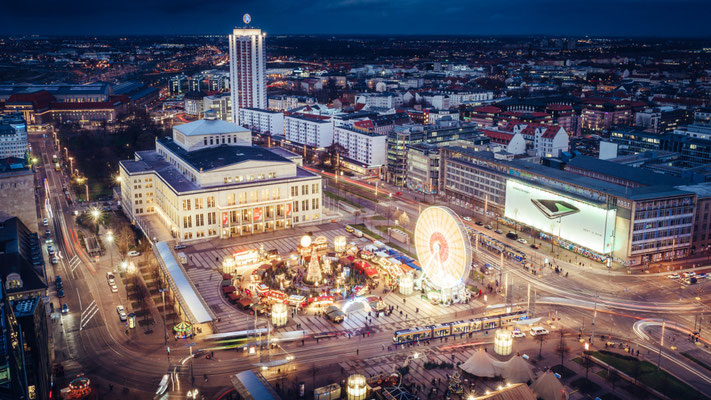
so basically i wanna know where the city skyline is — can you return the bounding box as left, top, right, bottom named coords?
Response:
left=2, top=0, right=711, bottom=37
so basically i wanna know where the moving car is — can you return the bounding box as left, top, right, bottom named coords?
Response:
left=494, top=229, right=503, bottom=234
left=506, top=232, right=518, bottom=240
left=51, top=257, right=58, bottom=264
left=668, top=274, right=680, bottom=280
left=517, top=238, right=528, bottom=244
left=462, top=216, right=472, bottom=222
left=530, top=327, right=549, bottom=336
left=61, top=304, right=69, bottom=314
left=697, top=273, right=707, bottom=279
left=530, top=243, right=540, bottom=249
left=174, top=244, right=187, bottom=250
left=116, top=305, right=127, bottom=321
left=57, top=289, right=65, bottom=298
left=127, top=250, right=141, bottom=257
left=106, top=272, right=115, bottom=282
left=45, top=229, right=51, bottom=237
left=108, top=278, right=115, bottom=286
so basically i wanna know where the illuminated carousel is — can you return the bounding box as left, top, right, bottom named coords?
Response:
left=414, top=206, right=472, bottom=305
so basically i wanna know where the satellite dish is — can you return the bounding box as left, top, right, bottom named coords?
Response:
left=243, top=14, right=251, bottom=25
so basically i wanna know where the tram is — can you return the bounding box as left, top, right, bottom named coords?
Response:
left=392, top=311, right=529, bottom=344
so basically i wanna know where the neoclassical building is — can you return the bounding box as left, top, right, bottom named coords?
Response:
left=119, top=113, right=322, bottom=241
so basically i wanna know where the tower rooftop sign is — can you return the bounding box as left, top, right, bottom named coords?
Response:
left=243, top=13, right=251, bottom=25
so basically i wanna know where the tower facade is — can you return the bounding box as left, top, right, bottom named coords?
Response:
left=228, top=15, right=267, bottom=125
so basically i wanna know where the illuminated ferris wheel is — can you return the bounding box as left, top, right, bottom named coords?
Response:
left=414, top=206, right=472, bottom=291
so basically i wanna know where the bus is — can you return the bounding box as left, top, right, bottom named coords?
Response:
left=345, top=224, right=355, bottom=233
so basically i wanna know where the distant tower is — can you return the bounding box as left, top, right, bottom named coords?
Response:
left=228, top=13, right=267, bottom=125
left=305, top=248, right=322, bottom=284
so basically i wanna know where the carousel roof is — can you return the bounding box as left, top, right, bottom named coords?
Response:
left=173, top=321, right=193, bottom=332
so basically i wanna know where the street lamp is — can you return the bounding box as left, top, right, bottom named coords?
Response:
left=68, top=157, right=74, bottom=174
left=186, top=388, right=199, bottom=399
left=106, top=230, right=114, bottom=271
left=159, top=288, right=168, bottom=346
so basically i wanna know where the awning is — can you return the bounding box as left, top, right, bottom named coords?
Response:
left=231, top=370, right=281, bottom=400
left=154, top=241, right=214, bottom=324
left=223, top=285, right=236, bottom=294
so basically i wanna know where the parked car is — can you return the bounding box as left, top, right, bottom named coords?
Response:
left=697, top=273, right=707, bottom=279
left=668, top=274, right=680, bottom=280
left=45, top=230, right=51, bottom=237
left=43, top=218, right=48, bottom=226
left=494, top=229, right=503, bottom=234
left=462, top=216, right=472, bottom=222
left=116, top=305, right=127, bottom=321
left=110, top=284, right=118, bottom=293
left=48, top=246, right=55, bottom=255
left=506, top=231, right=518, bottom=240
left=127, top=251, right=141, bottom=257
left=174, top=244, right=188, bottom=250
left=484, top=224, right=493, bottom=230
left=106, top=272, right=115, bottom=282
left=57, top=289, right=65, bottom=298
left=61, top=304, right=69, bottom=314
left=684, top=277, right=698, bottom=285
left=517, top=238, right=528, bottom=244
left=512, top=329, right=526, bottom=338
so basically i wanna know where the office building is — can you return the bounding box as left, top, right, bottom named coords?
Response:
left=0, top=114, right=28, bottom=159
left=0, top=159, right=36, bottom=233
left=332, top=125, right=386, bottom=174
left=0, top=217, right=50, bottom=400
left=228, top=21, right=267, bottom=124
left=440, top=149, right=695, bottom=265
left=203, top=93, right=232, bottom=122
left=238, top=107, right=284, bottom=135
left=119, top=114, right=322, bottom=242
left=284, top=114, right=333, bottom=148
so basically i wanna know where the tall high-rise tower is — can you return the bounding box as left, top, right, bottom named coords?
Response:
left=228, top=14, right=267, bottom=125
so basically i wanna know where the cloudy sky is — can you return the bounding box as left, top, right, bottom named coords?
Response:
left=2, top=0, right=710, bottom=36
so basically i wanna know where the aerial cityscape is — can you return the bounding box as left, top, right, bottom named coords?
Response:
left=2, top=2, right=711, bottom=400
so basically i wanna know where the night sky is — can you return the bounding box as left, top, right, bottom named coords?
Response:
left=2, top=0, right=710, bottom=37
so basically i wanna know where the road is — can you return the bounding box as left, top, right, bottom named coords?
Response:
left=30, top=152, right=711, bottom=399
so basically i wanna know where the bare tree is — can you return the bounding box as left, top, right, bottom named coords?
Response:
left=556, top=329, right=570, bottom=366
left=537, top=334, right=547, bottom=360
left=116, top=225, right=135, bottom=256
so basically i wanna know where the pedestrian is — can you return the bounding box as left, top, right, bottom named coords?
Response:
left=356, top=348, right=359, bottom=355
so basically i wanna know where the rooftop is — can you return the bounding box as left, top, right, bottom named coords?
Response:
left=565, top=154, right=682, bottom=187
left=174, top=118, right=250, bottom=137
left=158, top=137, right=291, bottom=172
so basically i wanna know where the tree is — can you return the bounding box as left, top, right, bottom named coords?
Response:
left=556, top=330, right=570, bottom=366
left=631, top=359, right=642, bottom=386
left=583, top=352, right=593, bottom=380
left=325, top=143, right=347, bottom=169
left=537, top=334, right=547, bottom=360
left=116, top=225, right=135, bottom=257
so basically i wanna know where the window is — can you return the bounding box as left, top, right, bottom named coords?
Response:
left=302, top=200, right=309, bottom=211
left=302, top=184, right=309, bottom=195
left=195, top=198, right=204, bottom=210
left=312, top=198, right=319, bottom=209
left=196, top=214, right=204, bottom=227
left=183, top=216, right=192, bottom=228
left=207, top=212, right=216, bottom=225
left=183, top=232, right=193, bottom=240
left=227, top=193, right=236, bottom=206
left=207, top=196, right=215, bottom=208
left=294, top=201, right=299, bottom=212
left=291, top=186, right=298, bottom=196
left=312, top=183, right=319, bottom=194
left=182, top=199, right=191, bottom=211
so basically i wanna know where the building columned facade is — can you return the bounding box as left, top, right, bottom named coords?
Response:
left=119, top=115, right=322, bottom=242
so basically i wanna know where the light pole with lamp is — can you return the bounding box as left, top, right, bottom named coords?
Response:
left=68, top=157, right=74, bottom=175
left=159, top=288, right=168, bottom=347
left=106, top=230, right=114, bottom=270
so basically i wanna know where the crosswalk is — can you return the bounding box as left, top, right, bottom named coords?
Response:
left=68, top=255, right=81, bottom=274
left=80, top=300, right=99, bottom=331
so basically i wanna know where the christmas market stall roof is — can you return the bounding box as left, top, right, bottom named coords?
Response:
left=154, top=241, right=214, bottom=324
left=231, top=370, right=281, bottom=400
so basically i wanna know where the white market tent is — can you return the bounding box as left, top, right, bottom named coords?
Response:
left=492, top=355, right=535, bottom=383
left=459, top=349, right=497, bottom=378
left=530, top=370, right=569, bottom=400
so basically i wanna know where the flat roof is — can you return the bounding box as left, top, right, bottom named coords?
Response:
left=231, top=371, right=281, bottom=400
left=154, top=242, right=213, bottom=324
left=158, top=137, right=291, bottom=172
left=174, top=118, right=250, bottom=136
left=446, top=148, right=693, bottom=201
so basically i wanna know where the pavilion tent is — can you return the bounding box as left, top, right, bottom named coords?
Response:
left=459, top=349, right=497, bottom=378
left=492, top=354, right=535, bottom=383
left=530, top=370, right=569, bottom=400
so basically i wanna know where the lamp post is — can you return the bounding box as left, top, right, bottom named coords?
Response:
left=106, top=231, right=114, bottom=270
left=68, top=157, right=74, bottom=175
left=91, top=208, right=101, bottom=231
left=85, top=183, right=90, bottom=202
left=159, top=288, right=168, bottom=347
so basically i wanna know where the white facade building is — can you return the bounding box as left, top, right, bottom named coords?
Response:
left=268, top=95, right=299, bottom=112
left=284, top=114, right=333, bottom=148
left=239, top=107, right=284, bottom=135
left=0, top=114, right=28, bottom=159
left=533, top=126, right=569, bottom=157
left=119, top=115, right=322, bottom=242
left=203, top=93, right=232, bottom=122
left=229, top=25, right=267, bottom=124
left=333, top=125, right=387, bottom=168
left=354, top=93, right=403, bottom=109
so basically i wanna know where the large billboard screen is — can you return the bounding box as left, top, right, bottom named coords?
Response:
left=504, top=180, right=615, bottom=254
